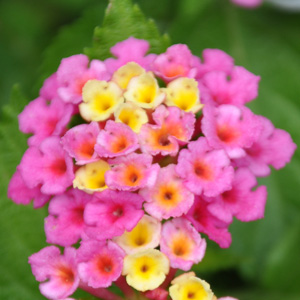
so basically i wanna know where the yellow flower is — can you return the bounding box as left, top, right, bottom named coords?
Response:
left=112, top=62, right=145, bottom=89
left=122, top=249, right=169, bottom=292
left=79, top=80, right=124, bottom=121
left=114, top=215, right=161, bottom=254
left=169, top=272, right=214, bottom=300
left=164, top=77, right=203, bottom=113
left=124, top=72, right=165, bottom=109
left=73, top=160, right=110, bottom=193
left=114, top=102, right=148, bottom=133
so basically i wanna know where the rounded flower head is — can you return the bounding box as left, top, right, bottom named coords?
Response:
left=122, top=249, right=170, bottom=292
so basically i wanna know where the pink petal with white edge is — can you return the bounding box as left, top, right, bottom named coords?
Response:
left=57, top=54, right=109, bottom=104
left=176, top=137, right=234, bottom=197
left=19, top=136, right=74, bottom=195
left=153, top=44, right=201, bottom=83
left=45, top=189, right=93, bottom=247
left=202, top=104, right=262, bottom=159
left=186, top=196, right=232, bottom=248
left=95, top=120, right=139, bottom=158
left=18, top=97, right=73, bottom=146
left=105, top=37, right=157, bottom=73
left=139, top=105, right=195, bottom=156
left=141, top=164, right=194, bottom=220
left=8, top=169, right=50, bottom=208
left=105, top=153, right=159, bottom=191
left=62, top=122, right=100, bottom=165
left=84, top=190, right=144, bottom=240
left=234, top=116, right=297, bottom=176
left=77, top=240, right=125, bottom=288
left=29, top=246, right=79, bottom=300
left=207, top=168, right=267, bottom=223
left=160, top=218, right=206, bottom=271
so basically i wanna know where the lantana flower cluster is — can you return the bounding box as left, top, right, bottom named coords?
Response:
left=8, top=37, right=296, bottom=300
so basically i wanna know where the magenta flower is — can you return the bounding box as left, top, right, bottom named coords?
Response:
left=45, top=189, right=93, bottom=247
left=18, top=97, right=73, bottom=146
left=141, top=164, right=194, bottom=220
left=186, top=196, right=232, bottom=248
left=105, top=153, right=159, bottom=191
left=95, top=120, right=139, bottom=158
left=153, top=44, right=201, bottom=82
left=19, top=136, right=74, bottom=194
left=8, top=169, right=50, bottom=208
left=57, top=54, right=109, bottom=104
left=105, top=37, right=157, bottom=73
left=160, top=218, right=206, bottom=271
left=235, top=115, right=297, bottom=176
left=29, top=246, right=79, bottom=300
left=62, top=122, right=100, bottom=165
left=206, top=168, right=267, bottom=223
left=77, top=240, right=125, bottom=288
left=202, top=104, right=262, bottom=159
left=39, top=73, right=59, bottom=100
left=84, top=190, right=144, bottom=240
left=176, top=137, right=234, bottom=197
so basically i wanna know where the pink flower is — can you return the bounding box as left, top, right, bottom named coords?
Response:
left=45, top=189, right=93, bottom=247
left=62, top=122, right=100, bottom=165
left=206, top=168, right=267, bottom=223
left=19, top=136, right=74, bottom=195
left=57, top=54, right=109, bottom=104
left=105, top=153, right=159, bottom=191
left=95, top=120, right=139, bottom=158
left=160, top=218, right=206, bottom=271
left=8, top=169, right=50, bottom=208
left=40, top=73, right=59, bottom=100
left=202, top=104, right=262, bottom=159
left=105, top=37, right=157, bottom=73
left=18, top=97, right=73, bottom=146
left=186, top=196, right=232, bottom=248
left=29, top=246, right=79, bottom=300
left=153, top=44, right=201, bottom=82
left=84, top=190, right=144, bottom=240
left=235, top=116, right=297, bottom=176
left=201, top=67, right=260, bottom=106
left=176, top=137, right=234, bottom=197
left=77, top=240, right=125, bottom=288
left=139, top=105, right=195, bottom=156
left=141, top=164, right=194, bottom=220
left=231, top=0, right=262, bottom=8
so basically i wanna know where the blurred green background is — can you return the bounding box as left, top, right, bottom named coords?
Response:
left=0, top=0, right=299, bottom=299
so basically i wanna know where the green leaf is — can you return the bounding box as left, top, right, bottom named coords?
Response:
left=0, top=86, right=47, bottom=300
left=85, top=0, right=170, bottom=60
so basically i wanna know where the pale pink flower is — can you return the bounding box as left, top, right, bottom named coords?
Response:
left=153, top=44, right=201, bottom=82
left=8, top=169, right=50, bottom=208
left=105, top=153, right=159, bottom=191
left=176, top=137, right=234, bottom=197
left=19, top=137, right=74, bottom=195
left=84, top=190, right=144, bottom=240
left=139, top=105, right=195, bottom=156
left=57, top=54, right=109, bottom=104
left=45, top=189, right=93, bottom=247
left=231, top=0, right=262, bottom=8
left=105, top=37, right=157, bottom=73
left=95, top=120, right=139, bottom=158
left=202, top=104, right=262, bottom=159
left=186, top=196, right=232, bottom=248
left=62, top=122, right=100, bottom=165
left=234, top=116, right=297, bottom=176
left=141, top=164, right=194, bottom=220
left=40, top=73, right=59, bottom=100
left=18, top=97, right=73, bottom=146
left=77, top=240, right=125, bottom=288
left=29, top=246, right=79, bottom=300
left=206, top=168, right=267, bottom=223
left=160, top=218, right=206, bottom=271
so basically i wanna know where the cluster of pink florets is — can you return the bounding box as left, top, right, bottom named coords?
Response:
left=8, top=37, right=296, bottom=300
